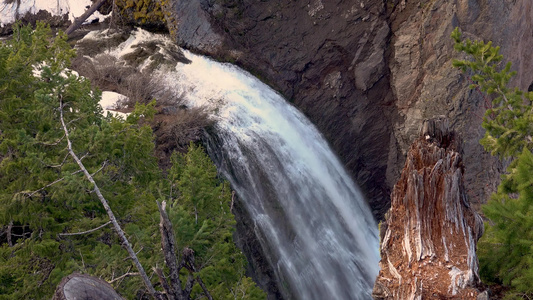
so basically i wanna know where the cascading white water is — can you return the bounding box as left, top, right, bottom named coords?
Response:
left=100, top=29, right=380, bottom=299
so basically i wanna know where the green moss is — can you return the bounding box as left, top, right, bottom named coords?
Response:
left=115, top=0, right=166, bottom=28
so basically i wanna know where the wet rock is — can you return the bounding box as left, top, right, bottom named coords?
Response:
left=162, top=0, right=533, bottom=223
left=163, top=0, right=395, bottom=220
left=373, top=118, right=484, bottom=299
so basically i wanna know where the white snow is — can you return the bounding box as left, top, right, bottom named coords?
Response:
left=100, top=91, right=128, bottom=118
left=0, top=0, right=110, bottom=27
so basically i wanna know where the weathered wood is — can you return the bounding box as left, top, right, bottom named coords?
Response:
left=6, top=221, right=12, bottom=247
left=373, top=117, right=484, bottom=299
left=157, top=200, right=184, bottom=299
left=65, top=0, right=107, bottom=36
left=196, top=276, right=213, bottom=300
left=52, top=273, right=125, bottom=300
left=58, top=221, right=111, bottom=236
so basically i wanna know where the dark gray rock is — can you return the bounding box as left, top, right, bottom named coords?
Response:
left=164, top=0, right=396, bottom=220
left=388, top=0, right=533, bottom=211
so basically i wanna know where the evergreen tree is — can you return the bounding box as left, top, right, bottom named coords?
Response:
left=452, top=28, right=533, bottom=298
left=0, top=23, right=265, bottom=299
left=165, top=144, right=265, bottom=300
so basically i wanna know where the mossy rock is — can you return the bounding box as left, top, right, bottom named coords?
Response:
left=114, top=0, right=167, bottom=31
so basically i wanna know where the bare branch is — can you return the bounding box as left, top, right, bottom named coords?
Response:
left=48, top=152, right=70, bottom=168
left=196, top=276, right=213, bottom=300
left=26, top=160, right=106, bottom=198
left=184, top=275, right=195, bottom=299
left=109, top=272, right=140, bottom=284
left=36, top=134, right=65, bottom=146
left=230, top=190, right=235, bottom=212
left=65, top=0, right=108, bottom=36
left=59, top=99, right=159, bottom=299
left=25, top=169, right=82, bottom=198
left=154, top=267, right=173, bottom=299
left=157, top=200, right=183, bottom=299
left=58, top=221, right=112, bottom=237
left=7, top=221, right=13, bottom=247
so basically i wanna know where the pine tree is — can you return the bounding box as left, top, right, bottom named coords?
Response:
left=0, top=22, right=265, bottom=299
left=0, top=22, right=161, bottom=298
left=166, top=144, right=265, bottom=300
left=452, top=28, right=533, bottom=298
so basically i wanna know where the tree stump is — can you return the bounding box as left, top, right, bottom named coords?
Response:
left=52, top=273, right=124, bottom=300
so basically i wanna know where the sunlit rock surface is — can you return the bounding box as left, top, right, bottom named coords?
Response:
left=373, top=117, right=484, bottom=299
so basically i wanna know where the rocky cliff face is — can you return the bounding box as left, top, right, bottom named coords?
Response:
left=372, top=118, right=484, bottom=299
left=389, top=0, right=533, bottom=211
left=163, top=0, right=533, bottom=219
left=162, top=1, right=532, bottom=297
left=162, top=0, right=396, bottom=219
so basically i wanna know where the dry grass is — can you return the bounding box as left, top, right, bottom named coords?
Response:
left=71, top=53, right=213, bottom=167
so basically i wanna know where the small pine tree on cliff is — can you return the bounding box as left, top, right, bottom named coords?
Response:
left=452, top=27, right=533, bottom=298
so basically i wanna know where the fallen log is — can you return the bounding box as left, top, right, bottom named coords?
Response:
left=65, top=0, right=108, bottom=36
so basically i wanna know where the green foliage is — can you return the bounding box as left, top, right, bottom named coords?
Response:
left=0, top=23, right=264, bottom=299
left=451, top=27, right=533, bottom=159
left=167, top=144, right=265, bottom=299
left=0, top=22, right=161, bottom=298
left=452, top=28, right=533, bottom=298
left=478, top=149, right=533, bottom=298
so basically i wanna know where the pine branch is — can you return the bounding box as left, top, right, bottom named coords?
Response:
left=58, top=221, right=112, bottom=237
left=25, top=169, right=82, bottom=198
left=59, top=98, right=160, bottom=299
left=25, top=160, right=106, bottom=198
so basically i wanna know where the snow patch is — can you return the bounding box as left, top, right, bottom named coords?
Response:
left=100, top=91, right=128, bottom=118
left=0, top=0, right=109, bottom=27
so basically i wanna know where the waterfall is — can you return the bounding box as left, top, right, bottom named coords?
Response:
left=100, top=29, right=380, bottom=299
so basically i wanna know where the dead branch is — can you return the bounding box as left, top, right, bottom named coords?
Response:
left=230, top=190, right=235, bottom=212
left=7, top=221, right=13, bottom=247
left=109, top=271, right=140, bottom=284
left=183, top=275, right=195, bottom=299
left=37, top=134, right=65, bottom=146
left=59, top=98, right=159, bottom=299
left=157, top=200, right=183, bottom=299
left=25, top=169, right=82, bottom=198
left=65, top=0, right=108, bottom=36
left=196, top=276, right=213, bottom=300
left=26, top=160, right=106, bottom=198
left=154, top=267, right=173, bottom=298
left=58, top=221, right=112, bottom=237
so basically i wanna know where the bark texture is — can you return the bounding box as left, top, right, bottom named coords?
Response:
left=372, top=117, right=484, bottom=299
